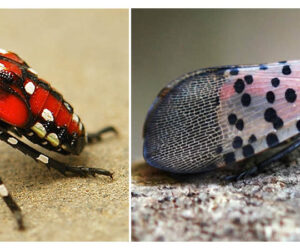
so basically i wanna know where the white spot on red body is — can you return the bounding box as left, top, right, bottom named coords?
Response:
left=0, top=48, right=8, bottom=54
left=31, top=122, right=47, bottom=138
left=42, top=109, right=54, bottom=122
left=64, top=102, right=72, bottom=112
left=28, top=68, right=38, bottom=75
left=7, top=137, right=18, bottom=145
left=25, top=81, right=35, bottom=95
left=0, top=184, right=9, bottom=197
left=72, top=114, right=79, bottom=123
left=46, top=133, right=60, bottom=147
left=79, top=122, right=83, bottom=131
left=0, top=63, right=5, bottom=69
left=37, top=154, right=49, bottom=164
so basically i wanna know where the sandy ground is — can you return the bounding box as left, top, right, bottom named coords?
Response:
left=0, top=10, right=128, bottom=241
left=132, top=158, right=300, bottom=241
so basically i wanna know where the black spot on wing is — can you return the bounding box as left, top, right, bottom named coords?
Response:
left=266, top=133, right=279, bottom=147
left=248, top=134, right=257, bottom=143
left=235, top=119, right=244, bottom=131
left=224, top=152, right=236, bottom=164
left=271, top=78, right=280, bottom=88
left=266, top=91, right=275, bottom=103
left=285, top=88, right=297, bottom=103
left=244, top=75, right=253, bottom=84
left=234, top=79, right=245, bottom=94
left=242, top=144, right=255, bottom=158
left=282, top=65, right=291, bottom=75
left=241, top=93, right=251, bottom=107
left=230, top=68, right=239, bottom=75
left=232, top=136, right=243, bottom=149
left=228, top=113, right=237, bottom=125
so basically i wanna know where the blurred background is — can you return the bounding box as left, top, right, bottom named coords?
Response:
left=0, top=9, right=128, bottom=241
left=132, top=9, right=300, bottom=161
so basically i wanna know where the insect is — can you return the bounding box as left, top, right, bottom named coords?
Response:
left=0, top=48, right=117, bottom=230
left=143, top=60, right=300, bottom=180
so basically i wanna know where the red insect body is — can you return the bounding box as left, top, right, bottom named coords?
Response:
left=0, top=48, right=115, bottom=230
left=0, top=90, right=29, bottom=127
left=0, top=48, right=85, bottom=155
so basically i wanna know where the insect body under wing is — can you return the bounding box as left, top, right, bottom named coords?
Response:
left=144, top=60, right=300, bottom=174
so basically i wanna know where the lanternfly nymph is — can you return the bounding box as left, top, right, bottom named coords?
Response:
left=0, top=48, right=117, bottom=229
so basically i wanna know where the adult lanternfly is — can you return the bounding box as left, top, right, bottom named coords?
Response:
left=0, top=48, right=117, bottom=230
left=143, top=60, right=300, bottom=180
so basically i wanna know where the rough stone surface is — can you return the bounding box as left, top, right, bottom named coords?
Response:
left=132, top=156, right=300, bottom=241
left=0, top=10, right=128, bottom=241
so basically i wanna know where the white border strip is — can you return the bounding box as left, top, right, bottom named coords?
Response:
left=3, top=0, right=300, bottom=8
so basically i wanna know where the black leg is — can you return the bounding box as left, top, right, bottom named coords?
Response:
left=226, top=137, right=300, bottom=181
left=87, top=126, right=118, bottom=144
left=0, top=177, right=24, bottom=230
left=0, top=130, right=113, bottom=178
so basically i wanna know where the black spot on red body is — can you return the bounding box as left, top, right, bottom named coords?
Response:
left=224, top=152, right=236, bottom=164
left=285, top=88, right=297, bottom=103
left=234, top=79, right=245, bottom=94
left=266, top=91, right=275, bottom=103
left=282, top=65, right=291, bottom=75
left=266, top=133, right=279, bottom=147
left=235, top=119, right=244, bottom=131
left=228, top=113, right=237, bottom=125
left=244, top=75, right=253, bottom=84
left=230, top=68, right=239, bottom=75
left=232, top=136, right=243, bottom=149
left=264, top=108, right=277, bottom=122
left=271, top=78, right=280, bottom=87
left=248, top=134, right=257, bottom=143
left=241, top=93, right=251, bottom=106
left=242, top=144, right=255, bottom=158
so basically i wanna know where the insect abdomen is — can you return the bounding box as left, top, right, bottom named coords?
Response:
left=23, top=69, right=86, bottom=155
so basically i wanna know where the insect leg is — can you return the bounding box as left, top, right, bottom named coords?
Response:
left=226, top=137, right=300, bottom=181
left=87, top=126, right=118, bottom=144
left=0, top=131, right=113, bottom=178
left=0, top=177, right=24, bottom=230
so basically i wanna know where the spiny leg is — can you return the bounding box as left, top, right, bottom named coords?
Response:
left=87, top=126, right=118, bottom=144
left=0, top=177, right=24, bottom=230
left=226, top=137, right=300, bottom=181
left=0, top=131, right=113, bottom=178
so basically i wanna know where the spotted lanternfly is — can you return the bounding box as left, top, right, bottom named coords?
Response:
left=0, top=48, right=117, bottom=230
left=143, top=60, right=300, bottom=180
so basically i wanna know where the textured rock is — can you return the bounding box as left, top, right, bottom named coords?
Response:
left=132, top=157, right=300, bottom=241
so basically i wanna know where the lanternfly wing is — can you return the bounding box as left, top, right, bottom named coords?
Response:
left=143, top=60, right=300, bottom=174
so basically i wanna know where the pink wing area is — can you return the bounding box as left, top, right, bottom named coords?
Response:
left=219, top=61, right=300, bottom=165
